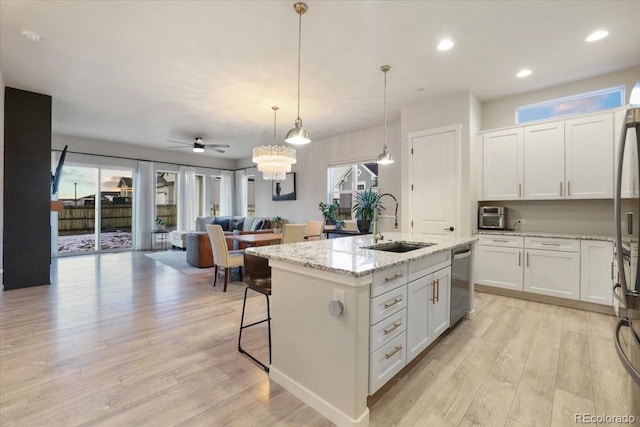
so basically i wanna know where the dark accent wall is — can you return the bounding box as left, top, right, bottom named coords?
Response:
left=3, top=87, right=52, bottom=289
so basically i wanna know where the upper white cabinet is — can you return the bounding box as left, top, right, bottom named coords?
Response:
left=479, top=128, right=524, bottom=200
left=523, top=121, right=565, bottom=199
left=479, top=111, right=615, bottom=201
left=614, top=109, right=639, bottom=198
left=565, top=113, right=613, bottom=199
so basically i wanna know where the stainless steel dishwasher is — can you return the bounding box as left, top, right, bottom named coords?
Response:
left=451, top=246, right=471, bottom=326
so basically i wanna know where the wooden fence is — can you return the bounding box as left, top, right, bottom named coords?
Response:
left=57, top=204, right=176, bottom=235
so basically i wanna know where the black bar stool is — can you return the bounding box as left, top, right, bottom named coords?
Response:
left=238, top=252, right=272, bottom=372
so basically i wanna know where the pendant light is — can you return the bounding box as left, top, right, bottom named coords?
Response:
left=252, top=106, right=297, bottom=180
left=285, top=2, right=311, bottom=145
left=376, top=65, right=394, bottom=164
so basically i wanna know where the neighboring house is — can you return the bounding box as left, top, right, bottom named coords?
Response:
left=156, top=173, right=176, bottom=205
left=118, top=177, right=133, bottom=197
left=335, top=163, right=379, bottom=209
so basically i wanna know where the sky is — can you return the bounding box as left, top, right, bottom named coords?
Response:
left=56, top=166, right=131, bottom=200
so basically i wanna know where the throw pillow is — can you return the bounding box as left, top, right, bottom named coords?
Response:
left=251, top=219, right=264, bottom=231
left=214, top=218, right=230, bottom=231
left=231, top=218, right=244, bottom=231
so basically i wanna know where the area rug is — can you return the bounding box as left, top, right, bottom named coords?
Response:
left=145, top=250, right=214, bottom=276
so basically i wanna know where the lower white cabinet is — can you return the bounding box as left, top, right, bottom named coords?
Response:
left=475, top=235, right=524, bottom=290
left=406, top=266, right=451, bottom=364
left=524, top=248, right=580, bottom=300
left=580, top=240, right=614, bottom=305
left=369, top=332, right=407, bottom=394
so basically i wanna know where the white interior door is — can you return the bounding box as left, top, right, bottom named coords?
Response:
left=410, top=127, right=458, bottom=235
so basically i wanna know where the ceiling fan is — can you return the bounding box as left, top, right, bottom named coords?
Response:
left=167, top=137, right=230, bottom=153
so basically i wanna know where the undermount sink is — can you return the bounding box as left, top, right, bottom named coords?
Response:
left=362, top=241, right=436, bottom=253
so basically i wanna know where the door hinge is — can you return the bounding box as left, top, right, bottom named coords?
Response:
left=411, top=220, right=414, bottom=227
left=411, top=184, right=414, bottom=191
left=411, top=148, right=414, bottom=155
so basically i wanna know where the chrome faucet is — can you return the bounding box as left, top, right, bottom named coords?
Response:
left=373, top=193, right=399, bottom=242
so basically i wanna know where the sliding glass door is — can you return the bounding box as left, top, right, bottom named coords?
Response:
left=56, top=165, right=134, bottom=255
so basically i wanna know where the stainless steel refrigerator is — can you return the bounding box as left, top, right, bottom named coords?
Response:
left=614, top=104, right=640, bottom=416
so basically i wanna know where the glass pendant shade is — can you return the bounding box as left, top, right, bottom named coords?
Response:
left=252, top=145, right=297, bottom=180
left=285, top=118, right=310, bottom=145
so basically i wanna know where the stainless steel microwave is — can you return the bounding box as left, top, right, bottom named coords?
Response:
left=478, top=206, right=508, bottom=230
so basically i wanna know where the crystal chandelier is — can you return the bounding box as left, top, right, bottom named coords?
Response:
left=253, top=106, right=297, bottom=180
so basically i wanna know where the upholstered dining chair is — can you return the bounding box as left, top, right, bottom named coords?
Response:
left=281, top=223, right=307, bottom=244
left=206, top=224, right=243, bottom=292
left=238, top=252, right=272, bottom=371
left=305, top=220, right=323, bottom=240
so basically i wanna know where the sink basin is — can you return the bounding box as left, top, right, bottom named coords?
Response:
left=363, top=241, right=436, bottom=253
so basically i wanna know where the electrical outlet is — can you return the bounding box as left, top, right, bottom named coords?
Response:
left=333, top=288, right=345, bottom=306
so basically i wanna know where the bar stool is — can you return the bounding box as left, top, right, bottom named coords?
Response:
left=238, top=252, right=271, bottom=371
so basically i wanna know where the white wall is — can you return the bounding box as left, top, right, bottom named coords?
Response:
left=0, top=70, right=4, bottom=289
left=482, top=66, right=640, bottom=130
left=401, top=91, right=479, bottom=236
left=247, top=121, right=402, bottom=230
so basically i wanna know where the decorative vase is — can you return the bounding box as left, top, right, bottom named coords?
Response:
left=273, top=228, right=283, bottom=234
left=357, top=220, right=371, bottom=233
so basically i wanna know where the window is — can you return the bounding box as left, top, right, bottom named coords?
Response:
left=210, top=175, right=221, bottom=216
left=156, top=171, right=177, bottom=230
left=516, top=85, right=625, bottom=124
left=327, top=163, right=379, bottom=220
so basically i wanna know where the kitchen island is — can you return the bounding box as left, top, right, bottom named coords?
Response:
left=247, top=232, right=476, bottom=427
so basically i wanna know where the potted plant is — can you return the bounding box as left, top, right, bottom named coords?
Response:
left=352, top=189, right=384, bottom=233
left=319, top=201, right=340, bottom=230
left=272, top=215, right=283, bottom=233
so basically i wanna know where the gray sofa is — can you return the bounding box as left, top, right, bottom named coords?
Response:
left=171, top=216, right=273, bottom=250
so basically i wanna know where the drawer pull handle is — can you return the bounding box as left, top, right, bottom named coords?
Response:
left=431, top=280, right=436, bottom=304
left=611, top=262, right=614, bottom=280
left=560, top=181, right=563, bottom=196
left=518, top=252, right=521, bottom=266
left=436, top=279, right=440, bottom=303
left=491, top=239, right=509, bottom=243
left=385, top=345, right=403, bottom=360
left=568, top=181, right=571, bottom=196
left=518, top=183, right=522, bottom=198
left=527, top=253, right=530, bottom=267
left=384, top=322, right=402, bottom=335
left=384, top=273, right=403, bottom=282
left=384, top=298, right=402, bottom=309
left=540, top=242, right=561, bottom=246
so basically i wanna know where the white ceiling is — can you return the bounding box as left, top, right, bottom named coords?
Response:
left=1, top=1, right=639, bottom=159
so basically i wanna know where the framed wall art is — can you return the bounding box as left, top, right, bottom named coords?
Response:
left=272, top=172, right=296, bottom=201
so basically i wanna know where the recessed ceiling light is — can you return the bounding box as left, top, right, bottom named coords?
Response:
left=20, top=28, right=42, bottom=42
left=516, top=69, right=532, bottom=78
left=437, top=39, right=454, bottom=51
left=586, top=29, right=609, bottom=42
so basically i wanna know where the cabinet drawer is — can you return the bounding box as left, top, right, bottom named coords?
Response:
left=369, top=332, right=406, bottom=394
left=525, top=237, right=579, bottom=252
left=370, top=286, right=407, bottom=325
left=477, top=235, right=523, bottom=248
left=408, top=251, right=450, bottom=282
left=372, top=263, right=408, bottom=298
left=370, top=308, right=406, bottom=353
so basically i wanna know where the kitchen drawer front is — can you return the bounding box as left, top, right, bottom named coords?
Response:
left=408, top=251, right=450, bottom=282
left=372, top=263, right=408, bottom=298
left=524, top=237, right=579, bottom=252
left=477, top=235, right=523, bottom=248
left=369, top=332, right=406, bottom=394
left=370, top=308, right=407, bottom=353
left=370, top=286, right=407, bottom=325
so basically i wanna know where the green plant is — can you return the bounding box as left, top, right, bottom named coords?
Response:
left=155, top=217, right=166, bottom=229
left=272, top=215, right=283, bottom=228
left=318, top=201, right=339, bottom=222
left=352, top=189, right=384, bottom=221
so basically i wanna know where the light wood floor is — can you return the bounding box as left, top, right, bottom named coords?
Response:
left=1, top=251, right=637, bottom=426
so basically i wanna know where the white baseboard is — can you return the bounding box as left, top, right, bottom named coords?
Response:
left=269, top=366, right=370, bottom=427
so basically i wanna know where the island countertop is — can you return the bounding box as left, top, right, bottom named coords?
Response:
left=246, top=232, right=477, bottom=277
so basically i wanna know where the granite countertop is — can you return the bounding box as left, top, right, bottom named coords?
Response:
left=246, top=232, right=477, bottom=277
left=475, top=230, right=614, bottom=242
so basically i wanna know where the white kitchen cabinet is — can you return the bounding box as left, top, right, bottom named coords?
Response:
left=523, top=121, right=565, bottom=199
left=580, top=240, right=614, bottom=305
left=430, top=266, right=451, bottom=338
left=479, top=128, right=524, bottom=201
left=614, top=109, right=639, bottom=198
left=475, top=236, right=524, bottom=291
left=406, top=265, right=451, bottom=363
left=524, top=245, right=580, bottom=300
left=565, top=113, right=614, bottom=199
